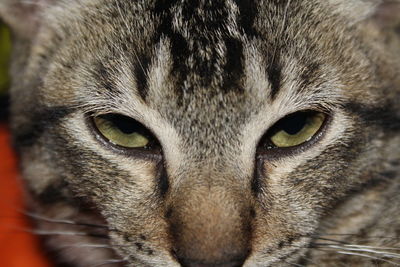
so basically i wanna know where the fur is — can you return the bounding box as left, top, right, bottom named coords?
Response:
left=1, top=0, right=400, bottom=266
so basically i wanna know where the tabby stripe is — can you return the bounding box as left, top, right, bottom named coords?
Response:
left=168, top=33, right=190, bottom=89
left=153, top=1, right=190, bottom=93
left=252, top=155, right=265, bottom=195
left=93, top=41, right=152, bottom=101
left=179, top=0, right=230, bottom=90
left=153, top=0, right=246, bottom=93
left=94, top=61, right=117, bottom=93
left=152, top=0, right=176, bottom=14
left=266, top=52, right=282, bottom=100
left=156, top=161, right=169, bottom=197
left=14, top=107, right=74, bottom=148
left=232, top=0, right=258, bottom=37
left=133, top=54, right=151, bottom=102
left=298, top=61, right=322, bottom=92
left=265, top=0, right=296, bottom=99
left=222, top=38, right=244, bottom=92
left=344, top=102, right=400, bottom=132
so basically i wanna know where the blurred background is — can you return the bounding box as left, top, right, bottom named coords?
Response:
left=0, top=20, right=10, bottom=112
left=0, top=21, right=51, bottom=267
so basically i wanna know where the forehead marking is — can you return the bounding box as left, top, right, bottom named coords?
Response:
left=91, top=0, right=306, bottom=108
left=150, top=0, right=247, bottom=94
left=266, top=50, right=282, bottom=100
left=231, top=0, right=258, bottom=37
left=133, top=54, right=152, bottom=102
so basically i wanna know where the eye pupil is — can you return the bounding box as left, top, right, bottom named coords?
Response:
left=281, top=112, right=307, bottom=135
left=111, top=115, right=138, bottom=134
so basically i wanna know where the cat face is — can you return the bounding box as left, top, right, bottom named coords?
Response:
left=2, top=0, right=400, bottom=266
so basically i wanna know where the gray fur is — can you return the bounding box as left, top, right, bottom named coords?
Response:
left=1, top=0, right=400, bottom=266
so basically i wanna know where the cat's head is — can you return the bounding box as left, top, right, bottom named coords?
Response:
left=2, top=0, right=400, bottom=266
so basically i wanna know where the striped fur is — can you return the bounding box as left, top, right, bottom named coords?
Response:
left=2, top=0, right=400, bottom=266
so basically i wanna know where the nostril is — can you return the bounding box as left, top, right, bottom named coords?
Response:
left=178, top=257, right=246, bottom=267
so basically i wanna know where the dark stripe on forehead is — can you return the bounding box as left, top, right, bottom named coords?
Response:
left=222, top=37, right=244, bottom=92
left=93, top=61, right=117, bottom=94
left=344, top=102, right=400, bottom=132
left=262, top=0, right=295, bottom=100
left=232, top=0, right=258, bottom=37
left=168, top=33, right=190, bottom=94
left=298, top=61, right=322, bottom=92
left=266, top=52, right=282, bottom=100
left=153, top=0, right=190, bottom=93
left=153, top=0, right=176, bottom=13
left=133, top=54, right=151, bottom=101
left=152, top=0, right=246, bottom=93
left=178, top=0, right=230, bottom=89
left=101, top=38, right=153, bottom=102
left=14, top=106, right=74, bottom=148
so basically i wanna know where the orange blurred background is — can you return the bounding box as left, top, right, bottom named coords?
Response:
left=0, top=124, right=51, bottom=267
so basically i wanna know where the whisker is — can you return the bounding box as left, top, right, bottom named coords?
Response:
left=312, top=244, right=400, bottom=265
left=57, top=243, right=131, bottom=249
left=313, top=237, right=348, bottom=245
left=0, top=224, right=109, bottom=240
left=32, top=230, right=109, bottom=239
left=304, top=240, right=400, bottom=266
left=23, top=211, right=111, bottom=229
left=325, top=245, right=400, bottom=259
left=320, top=233, right=400, bottom=240
left=337, top=250, right=400, bottom=266
left=58, top=243, right=114, bottom=249
left=313, top=237, right=400, bottom=253
left=345, top=244, right=400, bottom=251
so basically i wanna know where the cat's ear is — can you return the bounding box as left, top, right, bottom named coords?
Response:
left=0, top=0, right=55, bottom=38
left=328, top=0, right=400, bottom=27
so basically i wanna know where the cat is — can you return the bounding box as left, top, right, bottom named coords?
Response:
left=1, top=0, right=400, bottom=266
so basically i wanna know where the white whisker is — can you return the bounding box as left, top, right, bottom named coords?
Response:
left=327, top=245, right=400, bottom=259
left=31, top=230, right=109, bottom=239
left=345, top=244, right=400, bottom=251
left=59, top=243, right=114, bottom=249
left=33, top=230, right=93, bottom=236
left=24, top=211, right=110, bottom=229
left=337, top=250, right=400, bottom=266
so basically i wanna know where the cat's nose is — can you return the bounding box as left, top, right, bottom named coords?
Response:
left=168, top=186, right=252, bottom=267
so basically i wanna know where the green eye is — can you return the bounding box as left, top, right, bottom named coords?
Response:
left=93, top=114, right=152, bottom=148
left=268, top=111, right=326, bottom=148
